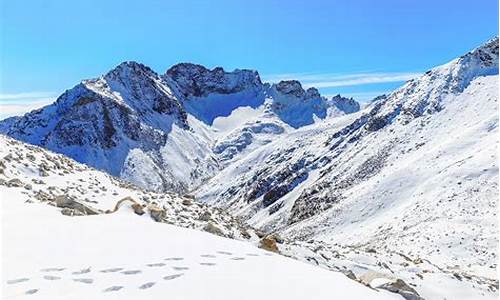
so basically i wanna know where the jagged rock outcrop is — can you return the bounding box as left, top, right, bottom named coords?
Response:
left=329, top=94, right=360, bottom=114
left=268, top=80, right=329, bottom=128
left=274, top=80, right=306, bottom=97
left=0, top=60, right=359, bottom=192
left=166, top=63, right=263, bottom=98
left=0, top=62, right=217, bottom=193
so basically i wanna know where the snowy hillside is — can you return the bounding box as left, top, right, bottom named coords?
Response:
left=1, top=35, right=497, bottom=300
left=0, top=134, right=255, bottom=240
left=2, top=201, right=401, bottom=300
left=195, top=38, right=499, bottom=299
left=0, top=63, right=358, bottom=193
left=0, top=134, right=402, bottom=300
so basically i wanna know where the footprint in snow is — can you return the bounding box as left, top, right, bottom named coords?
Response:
left=43, top=275, right=61, bottom=280
left=25, top=289, right=39, bottom=295
left=103, top=286, right=123, bottom=292
left=139, top=282, right=156, bottom=289
left=200, top=262, right=216, bottom=266
left=172, top=266, right=189, bottom=271
left=146, top=263, right=166, bottom=267
left=72, top=267, right=91, bottom=275
left=40, top=267, right=65, bottom=272
left=164, top=257, right=184, bottom=261
left=6, top=278, right=29, bottom=284
left=217, top=251, right=232, bottom=255
left=73, top=278, right=93, bottom=284
left=200, top=254, right=216, bottom=258
left=163, top=274, right=183, bottom=280
left=246, top=253, right=259, bottom=257
left=100, top=267, right=123, bottom=273
left=121, top=270, right=142, bottom=275
left=231, top=257, right=245, bottom=261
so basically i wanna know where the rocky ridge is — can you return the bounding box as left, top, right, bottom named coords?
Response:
left=194, top=37, right=499, bottom=299
left=0, top=134, right=254, bottom=240
left=0, top=62, right=359, bottom=193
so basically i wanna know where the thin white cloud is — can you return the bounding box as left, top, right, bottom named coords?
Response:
left=261, top=71, right=422, bottom=88
left=324, top=90, right=390, bottom=102
left=0, top=91, right=56, bottom=118
left=0, top=98, right=54, bottom=119
left=0, top=91, right=57, bottom=101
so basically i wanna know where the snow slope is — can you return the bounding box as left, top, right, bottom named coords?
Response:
left=195, top=37, right=499, bottom=299
left=1, top=35, right=497, bottom=300
left=1, top=200, right=400, bottom=300
left=0, top=134, right=254, bottom=240
left=0, top=135, right=399, bottom=300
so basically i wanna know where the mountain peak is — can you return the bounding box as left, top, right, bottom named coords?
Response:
left=329, top=94, right=360, bottom=114
left=274, top=80, right=306, bottom=98
left=105, top=61, right=158, bottom=81
left=305, top=87, right=321, bottom=99
left=459, top=36, right=499, bottom=69
left=165, top=63, right=262, bottom=98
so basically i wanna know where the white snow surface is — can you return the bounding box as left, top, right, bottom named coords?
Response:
left=0, top=135, right=398, bottom=300
left=1, top=199, right=400, bottom=300
left=0, top=37, right=498, bottom=300
left=195, top=38, right=499, bottom=300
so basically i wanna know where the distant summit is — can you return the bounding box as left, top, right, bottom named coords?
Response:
left=0, top=61, right=360, bottom=192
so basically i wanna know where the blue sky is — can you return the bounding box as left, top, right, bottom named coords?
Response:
left=0, top=0, right=498, bottom=116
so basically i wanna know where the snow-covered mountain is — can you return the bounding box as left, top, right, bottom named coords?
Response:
left=1, top=134, right=405, bottom=300
left=0, top=63, right=358, bottom=193
left=1, top=37, right=498, bottom=300
left=195, top=37, right=499, bottom=298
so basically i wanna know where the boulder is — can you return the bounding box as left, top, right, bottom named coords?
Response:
left=60, top=207, right=85, bottom=216
left=148, top=204, right=166, bottom=222
left=198, top=210, right=212, bottom=222
left=341, top=269, right=357, bottom=280
left=239, top=228, right=251, bottom=239
left=7, top=178, right=23, bottom=187
left=55, top=195, right=99, bottom=215
left=377, top=279, right=423, bottom=300
left=259, top=235, right=280, bottom=253
left=34, top=190, right=52, bottom=202
left=131, top=203, right=145, bottom=215
left=203, top=222, right=225, bottom=237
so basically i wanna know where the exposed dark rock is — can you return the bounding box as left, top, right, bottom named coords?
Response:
left=6, top=178, right=23, bottom=187
left=55, top=195, right=99, bottom=215
left=378, top=279, right=424, bottom=300
left=166, top=63, right=262, bottom=98
left=198, top=210, right=212, bottom=222
left=263, top=185, right=289, bottom=207
left=275, top=80, right=305, bottom=98
left=203, top=222, right=225, bottom=237
left=148, top=204, right=166, bottom=222
left=60, top=207, right=85, bottom=216
left=330, top=94, right=360, bottom=114
left=341, top=269, right=357, bottom=280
